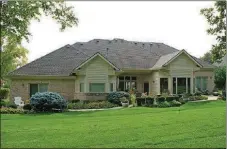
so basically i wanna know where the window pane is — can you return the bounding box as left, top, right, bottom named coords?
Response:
left=125, top=81, right=130, bottom=91
left=132, top=77, right=137, bottom=81
left=30, top=84, right=38, bottom=97
left=110, top=83, right=113, bottom=92
left=196, top=77, right=201, bottom=91
left=119, top=76, right=124, bottom=81
left=39, top=84, right=48, bottom=92
left=119, top=82, right=124, bottom=91
left=131, top=81, right=137, bottom=89
left=80, top=83, right=84, bottom=92
left=89, top=83, right=105, bottom=92
left=187, top=78, right=191, bottom=93
left=125, top=76, right=130, bottom=80
left=201, top=77, right=208, bottom=90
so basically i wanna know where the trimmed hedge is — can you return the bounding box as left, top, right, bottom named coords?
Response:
left=136, top=97, right=154, bottom=106
left=166, top=96, right=180, bottom=102
left=68, top=101, right=118, bottom=109
left=0, top=107, right=24, bottom=114
left=0, top=88, right=10, bottom=99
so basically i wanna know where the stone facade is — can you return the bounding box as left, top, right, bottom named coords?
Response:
left=10, top=78, right=75, bottom=101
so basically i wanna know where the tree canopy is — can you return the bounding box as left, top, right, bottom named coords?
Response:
left=214, top=66, right=226, bottom=90
left=200, top=1, right=226, bottom=62
left=0, top=0, right=78, bottom=44
left=200, top=51, right=213, bottom=64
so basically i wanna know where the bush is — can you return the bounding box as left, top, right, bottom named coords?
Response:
left=156, top=97, right=165, bottom=103
left=189, top=95, right=208, bottom=101
left=194, top=91, right=202, bottom=96
left=166, top=96, right=180, bottom=102
left=69, top=101, right=118, bottom=109
left=23, top=104, right=32, bottom=110
left=30, top=92, right=67, bottom=112
left=8, top=104, right=17, bottom=109
left=157, top=101, right=170, bottom=108
left=178, top=97, right=187, bottom=104
left=0, top=100, right=6, bottom=107
left=136, top=97, right=154, bottom=106
left=0, top=107, right=24, bottom=114
left=71, top=99, right=80, bottom=103
left=169, top=100, right=181, bottom=107
left=0, top=88, right=10, bottom=100
left=107, top=91, right=130, bottom=105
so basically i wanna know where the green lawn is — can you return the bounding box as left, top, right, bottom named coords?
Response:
left=1, top=100, right=226, bottom=148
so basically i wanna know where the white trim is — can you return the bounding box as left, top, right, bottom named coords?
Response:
left=163, top=50, right=203, bottom=68
left=74, top=52, right=120, bottom=71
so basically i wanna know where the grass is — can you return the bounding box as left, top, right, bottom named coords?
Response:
left=1, top=100, right=226, bottom=148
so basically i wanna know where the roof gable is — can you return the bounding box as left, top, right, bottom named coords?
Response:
left=163, top=50, right=203, bottom=68
left=73, top=52, right=120, bottom=71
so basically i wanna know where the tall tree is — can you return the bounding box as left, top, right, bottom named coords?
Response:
left=214, top=66, right=226, bottom=90
left=0, top=0, right=78, bottom=44
left=200, top=51, right=213, bottom=64
left=200, top=1, right=226, bottom=62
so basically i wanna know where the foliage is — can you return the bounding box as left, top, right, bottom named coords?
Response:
left=1, top=1, right=78, bottom=44
left=200, top=51, right=213, bottom=64
left=130, top=94, right=136, bottom=106
left=8, top=103, right=17, bottom=109
left=194, top=91, right=202, bottom=96
left=23, top=104, right=32, bottom=110
left=0, top=100, right=6, bottom=107
left=189, top=95, right=208, bottom=101
left=71, top=99, right=80, bottom=103
left=156, top=97, right=165, bottom=103
left=107, top=91, right=130, bottom=105
left=0, top=88, right=10, bottom=99
left=165, top=96, right=180, bottom=102
left=30, top=92, right=67, bottom=112
left=136, top=97, right=154, bottom=106
left=169, top=100, right=182, bottom=107
left=1, top=40, right=29, bottom=78
left=0, top=107, right=24, bottom=114
left=214, top=66, right=226, bottom=89
left=157, top=101, right=170, bottom=108
left=200, top=1, right=226, bottom=62
left=178, top=97, right=187, bottom=104
left=68, top=101, right=118, bottom=109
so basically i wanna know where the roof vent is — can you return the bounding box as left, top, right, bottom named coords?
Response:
left=96, top=40, right=99, bottom=44
left=80, top=43, right=83, bottom=46
left=108, top=41, right=111, bottom=44
left=66, top=45, right=70, bottom=48
left=134, top=42, right=137, bottom=45
left=142, top=43, right=145, bottom=47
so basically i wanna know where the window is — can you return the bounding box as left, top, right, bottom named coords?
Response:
left=80, top=83, right=84, bottom=92
left=118, top=76, right=137, bottom=91
left=110, top=83, right=114, bottom=92
left=195, top=76, right=208, bottom=91
left=89, top=83, right=105, bottom=92
left=30, top=83, right=48, bottom=97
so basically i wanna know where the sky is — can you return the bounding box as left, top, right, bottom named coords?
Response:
left=22, top=1, right=216, bottom=62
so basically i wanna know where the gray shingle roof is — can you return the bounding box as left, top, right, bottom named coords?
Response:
left=213, top=54, right=227, bottom=67
left=8, top=38, right=214, bottom=76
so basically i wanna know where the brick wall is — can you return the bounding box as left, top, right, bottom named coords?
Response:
left=10, top=79, right=75, bottom=101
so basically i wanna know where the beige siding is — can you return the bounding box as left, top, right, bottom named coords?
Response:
left=10, top=79, right=75, bottom=101
left=75, top=56, right=116, bottom=94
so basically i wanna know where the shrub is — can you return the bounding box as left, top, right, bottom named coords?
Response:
left=178, top=97, right=187, bottom=104
left=169, top=100, right=181, bottom=107
left=8, top=104, right=17, bottom=109
left=70, top=101, right=118, bottom=109
left=30, top=92, right=67, bottom=112
left=166, top=96, right=180, bottom=102
left=0, top=107, right=24, bottom=114
left=71, top=99, right=80, bottom=103
left=194, top=91, right=202, bottom=96
left=23, top=104, right=32, bottom=110
left=157, top=101, right=170, bottom=108
left=156, top=97, right=165, bottom=103
left=0, top=100, right=6, bottom=107
left=136, top=97, right=154, bottom=106
left=107, top=91, right=130, bottom=105
left=0, top=88, right=10, bottom=99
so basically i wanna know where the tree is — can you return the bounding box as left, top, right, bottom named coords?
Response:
left=200, top=51, right=213, bottom=64
left=1, top=40, right=28, bottom=78
left=0, top=0, right=78, bottom=44
left=200, top=1, right=226, bottom=62
left=214, top=66, right=226, bottom=89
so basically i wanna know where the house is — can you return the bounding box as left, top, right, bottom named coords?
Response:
left=7, top=38, right=215, bottom=101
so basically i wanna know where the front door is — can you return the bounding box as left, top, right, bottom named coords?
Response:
left=144, top=82, right=149, bottom=95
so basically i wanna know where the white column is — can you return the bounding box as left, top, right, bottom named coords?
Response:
left=176, top=77, right=178, bottom=94
left=186, top=77, right=188, bottom=93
